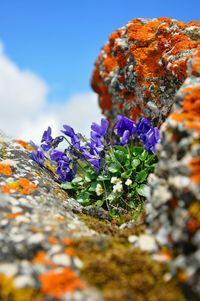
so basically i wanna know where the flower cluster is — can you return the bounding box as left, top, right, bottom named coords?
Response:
left=30, top=115, right=159, bottom=223
left=31, top=115, right=159, bottom=184
left=114, top=116, right=159, bottom=153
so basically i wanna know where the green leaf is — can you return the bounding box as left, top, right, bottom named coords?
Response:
left=144, top=154, right=157, bottom=166
left=131, top=158, right=140, bottom=168
left=72, top=177, right=83, bottom=184
left=77, top=192, right=90, bottom=204
left=140, top=149, right=148, bottom=161
left=114, top=150, right=126, bottom=164
left=121, top=171, right=132, bottom=179
left=84, top=169, right=97, bottom=182
left=132, top=147, right=144, bottom=156
left=98, top=175, right=110, bottom=181
left=135, top=169, right=148, bottom=183
left=114, top=146, right=128, bottom=153
left=136, top=184, right=148, bottom=197
left=61, top=182, right=74, bottom=190
left=88, top=182, right=98, bottom=192
left=108, top=162, right=121, bottom=173
left=95, top=200, right=104, bottom=208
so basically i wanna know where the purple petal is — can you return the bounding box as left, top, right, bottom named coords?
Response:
left=61, top=125, right=75, bottom=138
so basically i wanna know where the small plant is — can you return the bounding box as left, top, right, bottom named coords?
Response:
left=31, top=115, right=159, bottom=224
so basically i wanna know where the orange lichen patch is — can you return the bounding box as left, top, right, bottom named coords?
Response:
left=170, top=59, right=188, bottom=81
left=189, top=202, right=200, bottom=219
left=0, top=181, right=19, bottom=194
left=64, top=247, right=76, bottom=257
left=187, top=219, right=200, bottom=233
left=48, top=236, right=59, bottom=245
left=127, top=19, right=160, bottom=44
left=16, top=139, right=34, bottom=151
left=169, top=197, right=179, bottom=209
left=31, top=226, right=39, bottom=233
left=7, top=212, right=23, bottom=219
left=169, top=34, right=197, bottom=56
left=130, top=107, right=141, bottom=122
left=63, top=237, right=73, bottom=245
left=0, top=163, right=12, bottom=176
left=191, top=46, right=200, bottom=76
left=39, top=267, right=86, bottom=298
left=182, top=86, right=200, bottom=115
left=0, top=178, right=37, bottom=195
left=33, top=250, right=56, bottom=267
left=189, top=157, right=200, bottom=184
left=109, top=29, right=122, bottom=47
left=18, top=178, right=37, bottom=195
left=103, top=56, right=118, bottom=76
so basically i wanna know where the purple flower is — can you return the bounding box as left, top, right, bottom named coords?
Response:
left=82, top=149, right=101, bottom=172
left=91, top=118, right=109, bottom=140
left=30, top=141, right=45, bottom=166
left=41, top=127, right=53, bottom=151
left=61, top=125, right=75, bottom=138
left=114, top=115, right=137, bottom=145
left=61, top=125, right=81, bottom=150
left=50, top=150, right=69, bottom=163
left=51, top=151, right=77, bottom=182
left=136, top=118, right=151, bottom=135
left=120, top=130, right=130, bottom=146
left=136, top=118, right=160, bottom=153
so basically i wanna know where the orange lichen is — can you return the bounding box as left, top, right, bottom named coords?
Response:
left=0, top=163, right=12, bottom=176
left=187, top=219, right=200, bottom=233
left=189, top=157, right=200, bottom=184
left=7, top=212, right=23, bottom=219
left=48, top=236, right=59, bottom=245
left=91, top=17, right=200, bottom=122
left=18, top=178, right=37, bottom=195
left=33, top=250, right=56, bottom=267
left=189, top=202, right=200, bottom=218
left=64, top=247, right=76, bottom=257
left=16, top=139, right=34, bottom=151
left=39, top=267, right=86, bottom=298
left=0, top=178, right=37, bottom=195
left=103, top=56, right=118, bottom=76
left=63, top=237, right=73, bottom=245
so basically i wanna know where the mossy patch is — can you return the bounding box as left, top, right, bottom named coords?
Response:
left=0, top=274, right=38, bottom=301
left=78, top=212, right=146, bottom=239
left=73, top=214, right=189, bottom=301
left=73, top=235, right=187, bottom=301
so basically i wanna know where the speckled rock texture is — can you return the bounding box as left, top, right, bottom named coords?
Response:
left=0, top=135, right=193, bottom=301
left=91, top=17, right=200, bottom=298
left=0, top=133, right=102, bottom=301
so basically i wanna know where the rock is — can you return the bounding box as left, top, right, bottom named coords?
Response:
left=137, top=234, right=158, bottom=252
left=91, top=17, right=200, bottom=126
left=91, top=17, right=200, bottom=298
left=0, top=132, right=102, bottom=301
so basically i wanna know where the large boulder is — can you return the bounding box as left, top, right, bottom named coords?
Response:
left=91, top=18, right=200, bottom=298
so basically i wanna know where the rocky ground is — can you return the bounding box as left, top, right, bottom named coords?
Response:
left=0, top=132, right=193, bottom=301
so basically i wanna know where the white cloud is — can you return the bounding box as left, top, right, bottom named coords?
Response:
left=0, top=41, right=103, bottom=144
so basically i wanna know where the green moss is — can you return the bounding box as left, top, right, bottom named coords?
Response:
left=0, top=274, right=38, bottom=301
left=73, top=221, right=187, bottom=301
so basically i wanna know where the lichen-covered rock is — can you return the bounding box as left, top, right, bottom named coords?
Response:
left=0, top=133, right=102, bottom=301
left=91, top=17, right=200, bottom=126
left=146, top=50, right=200, bottom=297
left=91, top=17, right=200, bottom=298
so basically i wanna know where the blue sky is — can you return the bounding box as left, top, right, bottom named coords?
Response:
left=0, top=0, right=200, bottom=102
left=0, top=0, right=199, bottom=141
